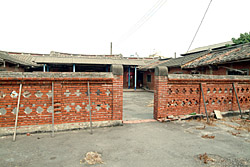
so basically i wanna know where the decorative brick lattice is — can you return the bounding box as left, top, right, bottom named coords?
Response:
left=75, top=105, right=82, bottom=112
left=105, top=89, right=111, bottom=96
left=0, top=108, right=6, bottom=115
left=74, top=90, right=81, bottom=96
left=64, top=90, right=71, bottom=97
left=47, top=106, right=53, bottom=113
left=164, top=85, right=200, bottom=116
left=64, top=106, right=71, bottom=112
left=0, top=91, right=6, bottom=99
left=85, top=104, right=92, bottom=112
left=46, top=90, right=52, bottom=98
left=12, top=107, right=17, bottom=115
left=10, top=91, right=18, bottom=98
left=154, top=75, right=250, bottom=119
left=36, top=106, right=43, bottom=114
left=96, top=89, right=102, bottom=95
left=35, top=90, right=43, bottom=98
left=105, top=104, right=110, bottom=110
left=24, top=107, right=32, bottom=114
left=96, top=105, right=101, bottom=111
left=23, top=91, right=31, bottom=98
left=61, top=82, right=114, bottom=123
left=0, top=73, right=122, bottom=127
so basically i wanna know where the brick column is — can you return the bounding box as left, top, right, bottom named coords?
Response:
left=111, top=65, right=123, bottom=120
left=154, top=66, right=168, bottom=119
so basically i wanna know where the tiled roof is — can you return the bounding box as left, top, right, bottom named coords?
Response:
left=0, top=51, right=42, bottom=67
left=0, top=50, right=156, bottom=67
left=34, top=51, right=153, bottom=66
left=186, top=41, right=234, bottom=54
left=139, top=59, right=171, bottom=70
left=182, top=43, right=250, bottom=69
left=140, top=50, right=207, bottom=70
left=180, top=50, right=210, bottom=66
left=35, top=56, right=150, bottom=66
left=160, top=57, right=185, bottom=67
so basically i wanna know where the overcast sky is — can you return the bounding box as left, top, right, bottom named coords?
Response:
left=0, top=0, right=249, bottom=57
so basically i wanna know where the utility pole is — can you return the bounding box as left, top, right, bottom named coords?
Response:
left=174, top=52, right=176, bottom=59
left=110, top=42, right=112, bottom=55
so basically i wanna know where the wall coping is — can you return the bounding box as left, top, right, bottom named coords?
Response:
left=111, top=64, right=123, bottom=75
left=168, top=74, right=250, bottom=81
left=0, top=72, right=114, bottom=81
left=155, top=66, right=168, bottom=76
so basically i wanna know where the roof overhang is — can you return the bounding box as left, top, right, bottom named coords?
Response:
left=35, top=57, right=147, bottom=66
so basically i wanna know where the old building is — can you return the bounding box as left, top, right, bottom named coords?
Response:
left=0, top=50, right=156, bottom=90
left=140, top=42, right=250, bottom=90
left=1, top=41, right=249, bottom=91
left=139, top=50, right=207, bottom=89
left=182, top=42, right=250, bottom=75
left=0, top=51, right=44, bottom=72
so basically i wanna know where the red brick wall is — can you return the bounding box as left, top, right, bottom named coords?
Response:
left=143, top=71, right=155, bottom=90
left=154, top=74, right=250, bottom=119
left=0, top=72, right=123, bottom=127
left=168, top=67, right=190, bottom=74
left=112, top=75, right=123, bottom=120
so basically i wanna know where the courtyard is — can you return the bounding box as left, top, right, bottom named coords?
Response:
left=123, top=91, right=154, bottom=121
left=0, top=115, right=250, bottom=167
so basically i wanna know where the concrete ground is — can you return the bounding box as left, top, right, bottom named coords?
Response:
left=0, top=117, right=250, bottom=167
left=123, top=91, right=154, bottom=121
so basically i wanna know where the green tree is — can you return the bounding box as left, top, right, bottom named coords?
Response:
left=232, top=32, right=250, bottom=44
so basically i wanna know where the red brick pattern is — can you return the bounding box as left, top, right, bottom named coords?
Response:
left=112, top=75, right=123, bottom=120
left=0, top=75, right=123, bottom=127
left=154, top=76, right=250, bottom=119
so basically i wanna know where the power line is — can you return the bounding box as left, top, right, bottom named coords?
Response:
left=131, top=0, right=163, bottom=30
left=128, top=0, right=167, bottom=36
left=117, top=0, right=168, bottom=45
left=186, top=0, right=213, bottom=52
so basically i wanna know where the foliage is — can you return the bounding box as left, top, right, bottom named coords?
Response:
left=232, top=32, right=250, bottom=44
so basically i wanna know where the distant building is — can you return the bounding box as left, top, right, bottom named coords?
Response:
left=140, top=42, right=250, bottom=90
left=0, top=50, right=157, bottom=89
left=182, top=42, right=250, bottom=75
left=1, top=41, right=249, bottom=91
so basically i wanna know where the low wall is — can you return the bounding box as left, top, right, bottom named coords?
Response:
left=0, top=68, right=123, bottom=135
left=154, top=66, right=250, bottom=119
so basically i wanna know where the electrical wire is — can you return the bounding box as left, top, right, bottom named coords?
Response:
left=118, top=0, right=168, bottom=45
left=186, top=0, right=213, bottom=52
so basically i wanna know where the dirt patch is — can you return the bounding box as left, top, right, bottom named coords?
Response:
left=196, top=125, right=206, bottom=130
left=197, top=154, right=250, bottom=166
left=219, top=117, right=250, bottom=133
left=201, top=135, right=215, bottom=139
left=199, top=153, right=215, bottom=164
left=226, top=130, right=241, bottom=136
left=80, top=152, right=104, bottom=165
